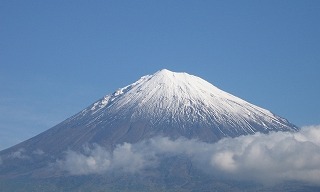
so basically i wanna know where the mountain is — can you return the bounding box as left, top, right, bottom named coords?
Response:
left=0, top=69, right=301, bottom=191
left=1, top=69, right=297, bottom=154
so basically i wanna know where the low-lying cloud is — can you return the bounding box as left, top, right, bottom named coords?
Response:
left=57, top=144, right=111, bottom=175
left=210, top=125, right=320, bottom=184
left=57, top=125, right=320, bottom=185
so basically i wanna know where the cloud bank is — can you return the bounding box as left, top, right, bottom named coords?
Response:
left=57, top=125, right=320, bottom=185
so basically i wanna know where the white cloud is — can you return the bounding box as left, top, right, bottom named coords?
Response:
left=111, top=142, right=157, bottom=173
left=9, top=148, right=30, bottom=159
left=57, top=143, right=157, bottom=175
left=32, top=149, right=45, bottom=155
left=57, top=144, right=111, bottom=175
left=57, top=125, right=320, bottom=185
left=209, top=126, right=320, bottom=184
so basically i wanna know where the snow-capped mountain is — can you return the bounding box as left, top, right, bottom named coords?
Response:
left=1, top=69, right=298, bottom=155
left=0, top=69, right=302, bottom=191
left=67, top=68, right=298, bottom=142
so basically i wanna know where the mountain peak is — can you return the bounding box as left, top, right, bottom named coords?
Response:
left=151, top=69, right=189, bottom=83
left=156, top=68, right=173, bottom=74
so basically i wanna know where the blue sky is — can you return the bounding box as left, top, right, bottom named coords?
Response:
left=0, top=0, right=319, bottom=150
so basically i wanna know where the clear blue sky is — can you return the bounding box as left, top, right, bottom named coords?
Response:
left=1, top=0, right=319, bottom=150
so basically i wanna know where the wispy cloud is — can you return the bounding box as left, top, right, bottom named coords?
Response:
left=32, top=149, right=45, bottom=155
left=57, top=125, right=320, bottom=185
left=9, top=148, right=30, bottom=159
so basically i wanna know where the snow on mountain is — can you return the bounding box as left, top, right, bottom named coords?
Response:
left=69, top=69, right=298, bottom=141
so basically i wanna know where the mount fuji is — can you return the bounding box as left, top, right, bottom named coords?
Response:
left=0, top=69, right=300, bottom=191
